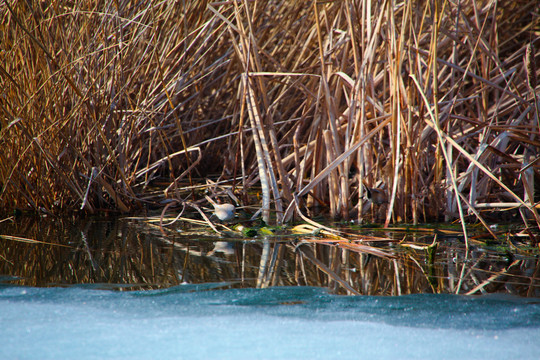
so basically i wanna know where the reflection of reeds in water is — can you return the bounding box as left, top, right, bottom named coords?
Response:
left=1, top=1, right=540, bottom=237
left=1, top=218, right=539, bottom=297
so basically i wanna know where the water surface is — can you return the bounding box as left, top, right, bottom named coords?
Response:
left=1, top=216, right=538, bottom=296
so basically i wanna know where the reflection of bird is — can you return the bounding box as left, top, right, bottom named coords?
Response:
left=209, top=241, right=235, bottom=256
left=364, top=186, right=387, bottom=204
left=205, top=195, right=236, bottom=221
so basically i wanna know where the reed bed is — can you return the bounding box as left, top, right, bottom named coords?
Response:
left=1, top=1, right=539, bottom=233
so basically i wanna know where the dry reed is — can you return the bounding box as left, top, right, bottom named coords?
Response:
left=1, top=1, right=539, bottom=233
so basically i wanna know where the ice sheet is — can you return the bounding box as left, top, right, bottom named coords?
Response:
left=1, top=285, right=539, bottom=359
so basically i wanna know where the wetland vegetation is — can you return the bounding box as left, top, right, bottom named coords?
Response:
left=1, top=1, right=540, bottom=296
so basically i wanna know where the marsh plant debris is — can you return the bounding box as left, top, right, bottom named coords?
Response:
left=1, top=216, right=539, bottom=297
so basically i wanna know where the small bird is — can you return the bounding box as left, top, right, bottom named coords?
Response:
left=205, top=195, right=236, bottom=221
left=364, top=186, right=387, bottom=205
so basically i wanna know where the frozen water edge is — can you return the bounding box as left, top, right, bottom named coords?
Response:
left=1, top=285, right=539, bottom=360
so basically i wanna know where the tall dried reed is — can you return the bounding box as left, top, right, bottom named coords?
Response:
left=1, top=1, right=539, bottom=232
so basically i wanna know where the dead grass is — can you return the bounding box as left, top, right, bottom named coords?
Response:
left=1, top=1, right=539, bottom=233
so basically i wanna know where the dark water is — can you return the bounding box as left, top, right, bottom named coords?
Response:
left=1, top=215, right=538, bottom=296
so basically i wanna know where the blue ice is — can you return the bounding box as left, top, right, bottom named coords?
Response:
left=1, top=284, right=539, bottom=359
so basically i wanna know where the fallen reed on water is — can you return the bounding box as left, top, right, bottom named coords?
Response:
left=1, top=1, right=539, bottom=233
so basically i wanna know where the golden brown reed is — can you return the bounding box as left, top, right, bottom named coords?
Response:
left=1, top=1, right=539, bottom=233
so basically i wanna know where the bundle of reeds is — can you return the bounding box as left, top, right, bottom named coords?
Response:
left=1, top=1, right=539, bottom=231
